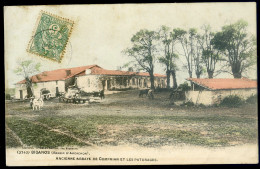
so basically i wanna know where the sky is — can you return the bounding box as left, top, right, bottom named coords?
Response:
left=4, top=3, right=257, bottom=88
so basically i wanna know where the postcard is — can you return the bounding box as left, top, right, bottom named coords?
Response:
left=4, top=3, right=258, bottom=166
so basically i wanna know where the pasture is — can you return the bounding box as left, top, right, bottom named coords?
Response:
left=5, top=90, right=258, bottom=149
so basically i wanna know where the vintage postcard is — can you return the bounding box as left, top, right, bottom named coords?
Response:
left=4, top=3, right=258, bottom=166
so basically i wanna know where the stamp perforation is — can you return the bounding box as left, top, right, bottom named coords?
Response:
left=27, top=10, right=74, bottom=63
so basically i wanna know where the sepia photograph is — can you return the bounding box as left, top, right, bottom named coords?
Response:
left=4, top=3, right=258, bottom=165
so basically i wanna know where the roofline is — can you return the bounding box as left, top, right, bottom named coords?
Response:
left=186, top=79, right=212, bottom=90
left=76, top=73, right=166, bottom=78
left=186, top=78, right=257, bottom=90
left=16, top=65, right=100, bottom=84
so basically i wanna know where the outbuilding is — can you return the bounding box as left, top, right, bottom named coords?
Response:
left=185, top=78, right=257, bottom=106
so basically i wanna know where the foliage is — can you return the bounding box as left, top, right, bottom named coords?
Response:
left=246, top=94, right=257, bottom=104
left=158, top=25, right=179, bottom=88
left=199, top=25, right=221, bottom=78
left=123, top=29, right=160, bottom=89
left=5, top=93, right=11, bottom=100
left=177, top=82, right=191, bottom=91
left=14, top=59, right=41, bottom=98
left=173, top=28, right=204, bottom=78
left=181, top=101, right=195, bottom=107
left=211, top=20, right=256, bottom=78
left=219, top=95, right=245, bottom=107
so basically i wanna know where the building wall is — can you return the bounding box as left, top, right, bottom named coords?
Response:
left=185, top=88, right=257, bottom=105
left=76, top=75, right=166, bottom=92
left=15, top=80, right=65, bottom=99
left=76, top=75, right=103, bottom=92
left=185, top=91, right=213, bottom=105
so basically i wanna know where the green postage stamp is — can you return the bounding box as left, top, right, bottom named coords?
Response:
left=27, top=11, right=74, bottom=63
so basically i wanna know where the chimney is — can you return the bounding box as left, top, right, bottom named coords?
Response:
left=66, top=70, right=71, bottom=76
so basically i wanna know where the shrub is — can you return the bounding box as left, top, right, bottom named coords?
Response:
left=181, top=101, right=195, bottom=107
left=177, top=82, right=191, bottom=91
left=246, top=94, right=257, bottom=104
left=5, top=93, right=11, bottom=100
left=220, top=95, right=244, bottom=107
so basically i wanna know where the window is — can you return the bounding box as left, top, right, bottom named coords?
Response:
left=56, top=81, right=58, bottom=85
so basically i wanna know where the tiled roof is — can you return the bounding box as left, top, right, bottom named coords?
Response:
left=17, top=65, right=166, bottom=84
left=78, top=66, right=166, bottom=77
left=17, top=65, right=99, bottom=84
left=187, top=78, right=257, bottom=90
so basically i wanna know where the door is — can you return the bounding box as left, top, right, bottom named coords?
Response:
left=19, top=90, right=23, bottom=99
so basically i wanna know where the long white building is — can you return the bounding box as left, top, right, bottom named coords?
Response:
left=15, top=65, right=167, bottom=99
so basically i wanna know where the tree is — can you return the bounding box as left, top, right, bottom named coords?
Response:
left=193, top=33, right=204, bottom=78
left=123, top=29, right=159, bottom=89
left=211, top=20, right=256, bottom=78
left=173, top=28, right=199, bottom=78
left=14, top=59, right=41, bottom=98
left=158, top=26, right=178, bottom=89
left=198, top=25, right=221, bottom=78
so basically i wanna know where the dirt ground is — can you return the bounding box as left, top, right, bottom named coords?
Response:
left=5, top=90, right=258, bottom=149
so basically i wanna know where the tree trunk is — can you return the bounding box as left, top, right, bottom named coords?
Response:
left=232, top=62, right=242, bottom=78
left=166, top=70, right=170, bottom=89
left=149, top=72, right=155, bottom=90
left=172, top=70, right=178, bottom=89
left=25, top=77, right=34, bottom=98
left=196, top=72, right=201, bottom=79
left=208, top=71, right=214, bottom=79
left=232, top=72, right=242, bottom=78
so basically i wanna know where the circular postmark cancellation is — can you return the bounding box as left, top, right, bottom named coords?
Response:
left=27, top=11, right=74, bottom=63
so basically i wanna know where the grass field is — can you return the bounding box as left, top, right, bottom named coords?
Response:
left=5, top=90, right=258, bottom=148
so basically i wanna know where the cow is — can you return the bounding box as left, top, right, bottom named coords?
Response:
left=31, top=97, right=44, bottom=110
left=139, top=89, right=149, bottom=97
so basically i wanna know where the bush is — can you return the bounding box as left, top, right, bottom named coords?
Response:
left=181, top=101, right=195, bottom=107
left=5, top=93, right=11, bottom=100
left=220, top=95, right=244, bottom=107
left=246, top=94, right=257, bottom=104
left=177, top=82, right=191, bottom=91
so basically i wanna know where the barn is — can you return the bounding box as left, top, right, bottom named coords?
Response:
left=185, top=78, right=257, bottom=106
left=15, top=65, right=166, bottom=99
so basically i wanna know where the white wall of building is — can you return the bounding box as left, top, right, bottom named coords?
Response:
left=76, top=75, right=102, bottom=92
left=185, top=89, right=257, bottom=105
left=15, top=80, right=65, bottom=99
left=185, top=91, right=213, bottom=105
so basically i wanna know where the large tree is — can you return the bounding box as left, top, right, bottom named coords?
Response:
left=193, top=33, right=204, bottom=78
left=14, top=59, right=41, bottom=98
left=158, top=25, right=178, bottom=89
left=173, top=28, right=201, bottom=78
left=211, top=20, right=256, bottom=78
left=198, top=25, right=221, bottom=78
left=123, top=29, right=159, bottom=89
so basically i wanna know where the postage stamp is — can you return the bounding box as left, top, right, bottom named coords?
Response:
left=27, top=11, right=74, bottom=63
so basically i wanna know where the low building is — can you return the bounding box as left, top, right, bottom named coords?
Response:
left=185, top=78, right=257, bottom=106
left=15, top=65, right=166, bottom=99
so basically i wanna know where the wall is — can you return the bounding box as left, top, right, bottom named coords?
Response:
left=76, top=75, right=102, bottom=92
left=185, top=91, right=213, bottom=105
left=211, top=88, right=257, bottom=104
left=185, top=88, right=257, bottom=105
left=15, top=80, right=65, bottom=99
left=76, top=75, right=167, bottom=92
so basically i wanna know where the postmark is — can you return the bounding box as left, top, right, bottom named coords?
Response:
left=27, top=11, right=74, bottom=63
